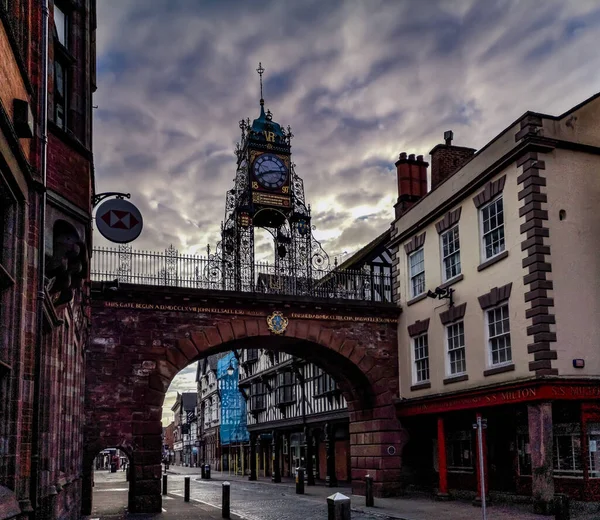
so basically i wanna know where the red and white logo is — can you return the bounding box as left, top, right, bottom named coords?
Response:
left=95, top=198, right=143, bottom=243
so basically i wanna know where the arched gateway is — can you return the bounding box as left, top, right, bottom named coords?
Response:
left=83, top=283, right=404, bottom=513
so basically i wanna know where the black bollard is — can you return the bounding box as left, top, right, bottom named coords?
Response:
left=296, top=467, right=304, bottom=495
left=365, top=474, right=374, bottom=507
left=162, top=474, right=167, bottom=496
left=554, top=494, right=570, bottom=520
left=327, top=492, right=351, bottom=520
left=184, top=476, right=190, bottom=502
left=222, top=481, right=230, bottom=519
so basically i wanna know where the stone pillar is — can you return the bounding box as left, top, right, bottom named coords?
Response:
left=249, top=433, right=257, bottom=481
left=528, top=402, right=554, bottom=515
left=271, top=430, right=281, bottom=483
left=474, top=412, right=488, bottom=505
left=325, top=423, right=338, bottom=487
left=436, top=416, right=449, bottom=499
left=305, top=426, right=315, bottom=486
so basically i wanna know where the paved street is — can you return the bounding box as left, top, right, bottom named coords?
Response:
left=166, top=466, right=597, bottom=520
left=88, top=466, right=600, bottom=520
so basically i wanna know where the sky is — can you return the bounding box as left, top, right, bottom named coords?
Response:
left=92, top=0, right=600, bottom=424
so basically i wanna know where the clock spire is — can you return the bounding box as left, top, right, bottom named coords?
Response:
left=257, top=62, right=265, bottom=107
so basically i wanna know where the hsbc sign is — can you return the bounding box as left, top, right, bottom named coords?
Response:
left=95, top=198, right=144, bottom=243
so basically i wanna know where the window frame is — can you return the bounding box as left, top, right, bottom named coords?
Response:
left=446, top=430, right=474, bottom=473
left=276, top=371, right=296, bottom=405
left=408, top=247, right=425, bottom=299
left=440, top=225, right=461, bottom=282
left=250, top=382, right=267, bottom=412
left=479, top=195, right=505, bottom=262
left=412, top=333, right=430, bottom=384
left=486, top=303, right=512, bottom=367
left=446, top=321, right=466, bottom=376
left=314, top=367, right=337, bottom=397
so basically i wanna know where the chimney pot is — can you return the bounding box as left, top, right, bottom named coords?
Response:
left=399, top=152, right=407, bottom=160
left=417, top=155, right=424, bottom=162
left=408, top=154, right=415, bottom=161
left=394, top=151, right=429, bottom=219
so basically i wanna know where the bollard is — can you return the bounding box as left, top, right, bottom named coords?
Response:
left=222, top=481, right=230, bottom=519
left=327, top=492, right=351, bottom=520
left=184, top=476, right=190, bottom=502
left=554, top=494, right=570, bottom=520
left=162, top=474, right=167, bottom=496
left=201, top=464, right=206, bottom=479
left=296, top=467, right=304, bottom=495
left=365, top=475, right=374, bottom=507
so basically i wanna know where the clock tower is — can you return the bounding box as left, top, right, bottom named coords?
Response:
left=214, top=63, right=329, bottom=292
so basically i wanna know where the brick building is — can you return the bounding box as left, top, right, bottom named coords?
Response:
left=390, top=92, right=600, bottom=512
left=0, top=1, right=96, bottom=519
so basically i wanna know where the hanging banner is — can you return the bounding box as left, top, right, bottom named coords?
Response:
left=217, top=353, right=249, bottom=446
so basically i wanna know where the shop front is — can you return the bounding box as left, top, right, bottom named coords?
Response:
left=396, top=379, right=600, bottom=511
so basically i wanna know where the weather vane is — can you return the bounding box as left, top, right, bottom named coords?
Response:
left=257, top=62, right=265, bottom=103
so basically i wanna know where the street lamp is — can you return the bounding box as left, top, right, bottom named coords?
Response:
left=227, top=361, right=235, bottom=377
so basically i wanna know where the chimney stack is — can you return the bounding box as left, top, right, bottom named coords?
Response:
left=394, top=152, right=428, bottom=219
left=429, top=131, right=476, bottom=191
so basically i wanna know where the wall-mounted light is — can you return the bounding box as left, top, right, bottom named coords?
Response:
left=227, top=362, right=235, bottom=377
left=427, top=286, right=454, bottom=307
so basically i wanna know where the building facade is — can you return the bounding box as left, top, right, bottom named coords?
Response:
left=0, top=1, right=96, bottom=519
left=196, top=355, right=223, bottom=470
left=239, top=348, right=350, bottom=484
left=171, top=393, right=197, bottom=466
left=391, top=93, right=600, bottom=512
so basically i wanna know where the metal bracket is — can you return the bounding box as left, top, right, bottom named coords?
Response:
left=92, top=191, right=131, bottom=208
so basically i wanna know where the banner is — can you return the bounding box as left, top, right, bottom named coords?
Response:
left=217, top=353, right=249, bottom=446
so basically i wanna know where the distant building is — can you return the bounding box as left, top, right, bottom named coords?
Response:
left=171, top=392, right=198, bottom=466
left=163, top=422, right=175, bottom=464
left=196, top=355, right=223, bottom=469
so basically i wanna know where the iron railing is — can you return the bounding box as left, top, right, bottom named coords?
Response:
left=90, top=246, right=392, bottom=302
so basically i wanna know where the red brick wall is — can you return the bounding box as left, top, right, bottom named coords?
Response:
left=430, top=145, right=475, bottom=191
left=335, top=439, right=350, bottom=482
left=85, top=289, right=405, bottom=511
left=46, top=132, right=91, bottom=212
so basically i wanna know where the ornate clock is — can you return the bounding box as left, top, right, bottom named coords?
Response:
left=253, top=153, right=288, bottom=189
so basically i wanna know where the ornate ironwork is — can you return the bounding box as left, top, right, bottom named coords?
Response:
left=90, top=246, right=390, bottom=302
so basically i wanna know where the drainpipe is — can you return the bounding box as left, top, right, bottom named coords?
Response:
left=30, top=0, right=50, bottom=517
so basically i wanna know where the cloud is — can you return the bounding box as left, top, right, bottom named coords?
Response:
left=162, top=362, right=198, bottom=425
left=92, top=0, right=600, bottom=423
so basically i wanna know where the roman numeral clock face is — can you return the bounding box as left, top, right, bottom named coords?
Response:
left=253, top=153, right=288, bottom=189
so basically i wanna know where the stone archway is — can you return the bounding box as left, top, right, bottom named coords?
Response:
left=84, top=285, right=404, bottom=513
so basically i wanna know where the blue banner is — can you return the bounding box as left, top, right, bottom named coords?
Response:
left=217, top=353, right=249, bottom=445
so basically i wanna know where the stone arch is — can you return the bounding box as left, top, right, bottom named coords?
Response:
left=85, top=305, right=404, bottom=514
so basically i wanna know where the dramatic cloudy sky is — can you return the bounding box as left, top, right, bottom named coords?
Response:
left=92, top=0, right=600, bottom=423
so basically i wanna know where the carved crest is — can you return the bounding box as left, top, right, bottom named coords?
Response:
left=267, top=311, right=288, bottom=335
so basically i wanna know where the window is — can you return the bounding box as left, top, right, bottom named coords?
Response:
left=314, top=367, right=336, bottom=396
left=413, top=334, right=429, bottom=383
left=54, top=59, right=68, bottom=129
left=276, top=371, right=295, bottom=405
left=447, top=321, right=466, bottom=375
left=250, top=382, right=267, bottom=412
left=53, top=4, right=68, bottom=46
left=447, top=430, right=473, bottom=472
left=409, top=248, right=425, bottom=298
left=245, top=349, right=259, bottom=363
left=588, top=423, right=600, bottom=478
left=553, top=423, right=583, bottom=477
left=481, top=197, right=505, bottom=260
left=441, top=226, right=461, bottom=281
left=487, top=304, right=511, bottom=365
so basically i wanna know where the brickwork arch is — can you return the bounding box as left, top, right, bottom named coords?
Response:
left=84, top=293, right=405, bottom=514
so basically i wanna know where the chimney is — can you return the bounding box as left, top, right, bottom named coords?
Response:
left=429, top=130, right=476, bottom=191
left=394, top=152, right=428, bottom=219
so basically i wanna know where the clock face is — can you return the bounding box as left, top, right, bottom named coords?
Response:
left=253, top=153, right=288, bottom=189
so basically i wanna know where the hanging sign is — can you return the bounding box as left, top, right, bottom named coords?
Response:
left=96, top=198, right=143, bottom=243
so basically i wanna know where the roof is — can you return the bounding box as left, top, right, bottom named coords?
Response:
left=181, top=392, right=197, bottom=411
left=335, top=229, right=391, bottom=271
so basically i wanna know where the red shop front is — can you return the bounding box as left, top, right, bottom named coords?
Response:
left=395, top=379, right=600, bottom=513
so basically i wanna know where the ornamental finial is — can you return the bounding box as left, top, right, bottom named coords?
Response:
left=256, top=62, right=265, bottom=105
